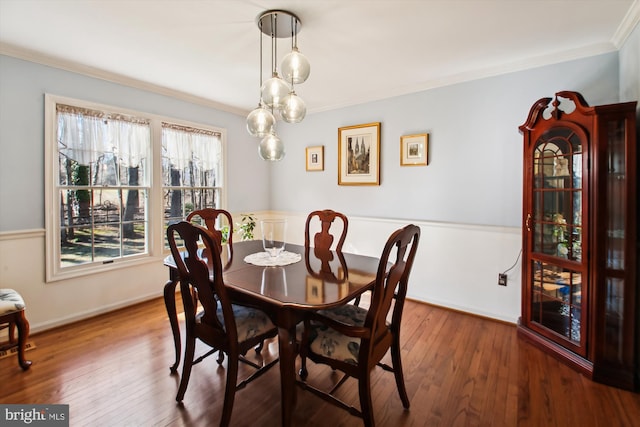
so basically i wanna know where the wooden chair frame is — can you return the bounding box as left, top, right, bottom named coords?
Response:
left=0, top=291, right=32, bottom=371
left=304, top=209, right=348, bottom=252
left=167, top=221, right=278, bottom=426
left=297, top=224, right=421, bottom=427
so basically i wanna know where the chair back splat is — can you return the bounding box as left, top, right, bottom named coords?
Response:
left=304, top=209, right=348, bottom=252
left=167, top=221, right=278, bottom=427
left=186, top=208, right=233, bottom=256
left=298, top=224, right=421, bottom=427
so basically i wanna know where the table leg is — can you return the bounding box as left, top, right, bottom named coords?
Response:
left=164, top=277, right=180, bottom=373
left=277, top=324, right=297, bottom=427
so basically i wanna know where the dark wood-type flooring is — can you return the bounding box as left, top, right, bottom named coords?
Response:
left=1, top=295, right=639, bottom=426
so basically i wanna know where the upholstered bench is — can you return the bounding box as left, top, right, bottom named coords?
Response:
left=0, top=289, right=32, bottom=370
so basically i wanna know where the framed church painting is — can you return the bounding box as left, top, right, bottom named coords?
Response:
left=338, top=122, right=380, bottom=185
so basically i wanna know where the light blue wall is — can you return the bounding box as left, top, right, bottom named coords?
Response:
left=0, top=49, right=630, bottom=233
left=620, top=23, right=640, bottom=106
left=0, top=55, right=270, bottom=232
left=272, top=53, right=621, bottom=228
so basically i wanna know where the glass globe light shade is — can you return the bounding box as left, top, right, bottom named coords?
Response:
left=281, top=92, right=306, bottom=123
left=280, top=47, right=310, bottom=84
left=258, top=130, right=285, bottom=161
left=261, top=74, right=291, bottom=109
left=246, top=104, right=276, bottom=137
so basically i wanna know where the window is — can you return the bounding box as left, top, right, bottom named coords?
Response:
left=162, top=122, right=223, bottom=246
left=45, top=95, right=226, bottom=281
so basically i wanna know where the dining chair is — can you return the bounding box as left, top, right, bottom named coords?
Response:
left=167, top=221, right=279, bottom=426
left=304, top=209, right=355, bottom=303
left=305, top=209, right=348, bottom=252
left=187, top=208, right=262, bottom=356
left=0, top=288, right=32, bottom=370
left=297, top=224, right=421, bottom=427
left=186, top=208, right=234, bottom=256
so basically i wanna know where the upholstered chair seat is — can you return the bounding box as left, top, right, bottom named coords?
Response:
left=197, top=303, right=275, bottom=342
left=307, top=304, right=369, bottom=365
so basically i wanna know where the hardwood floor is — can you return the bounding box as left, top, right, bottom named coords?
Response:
left=1, top=296, right=638, bottom=426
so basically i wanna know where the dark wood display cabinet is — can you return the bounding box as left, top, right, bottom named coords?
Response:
left=518, top=91, right=638, bottom=391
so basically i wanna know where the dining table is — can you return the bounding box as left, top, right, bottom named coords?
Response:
left=163, top=239, right=381, bottom=427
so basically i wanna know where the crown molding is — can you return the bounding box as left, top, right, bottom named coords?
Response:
left=0, top=42, right=249, bottom=117
left=612, top=0, right=640, bottom=48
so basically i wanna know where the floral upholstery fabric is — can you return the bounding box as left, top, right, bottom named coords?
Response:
left=0, top=289, right=25, bottom=315
left=196, top=304, right=274, bottom=342
left=308, top=304, right=369, bottom=365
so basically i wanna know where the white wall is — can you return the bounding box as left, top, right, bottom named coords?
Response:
left=0, top=212, right=520, bottom=333
left=274, top=211, right=522, bottom=322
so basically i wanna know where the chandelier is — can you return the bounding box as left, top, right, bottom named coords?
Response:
left=246, top=10, right=311, bottom=161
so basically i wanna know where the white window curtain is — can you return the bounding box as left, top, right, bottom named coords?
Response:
left=162, top=123, right=222, bottom=188
left=57, top=105, right=150, bottom=185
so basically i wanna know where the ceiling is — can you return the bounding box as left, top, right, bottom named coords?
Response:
left=1, top=1, right=638, bottom=116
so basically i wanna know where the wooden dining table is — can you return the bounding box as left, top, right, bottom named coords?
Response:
left=163, top=239, right=380, bottom=427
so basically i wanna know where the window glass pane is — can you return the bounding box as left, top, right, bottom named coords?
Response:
left=60, top=226, right=93, bottom=267
left=123, top=222, right=147, bottom=256
left=94, top=224, right=121, bottom=261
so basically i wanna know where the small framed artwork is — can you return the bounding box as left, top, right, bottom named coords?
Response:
left=338, top=122, right=381, bottom=185
left=400, top=133, right=429, bottom=166
left=306, top=145, right=324, bottom=171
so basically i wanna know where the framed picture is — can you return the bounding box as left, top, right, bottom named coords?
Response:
left=400, top=133, right=428, bottom=166
left=338, top=122, right=381, bottom=185
left=305, top=145, right=324, bottom=171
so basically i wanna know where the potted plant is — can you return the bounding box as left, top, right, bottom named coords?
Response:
left=236, top=213, right=256, bottom=241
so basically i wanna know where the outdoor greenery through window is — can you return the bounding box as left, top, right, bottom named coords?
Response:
left=45, top=95, right=225, bottom=281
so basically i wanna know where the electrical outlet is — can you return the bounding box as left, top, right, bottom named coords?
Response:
left=498, top=273, right=508, bottom=286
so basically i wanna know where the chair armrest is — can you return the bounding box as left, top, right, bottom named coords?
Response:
left=306, top=310, right=371, bottom=339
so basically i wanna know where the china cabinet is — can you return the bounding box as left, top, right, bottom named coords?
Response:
left=518, top=91, right=638, bottom=391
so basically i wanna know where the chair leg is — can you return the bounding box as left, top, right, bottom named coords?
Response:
left=390, top=335, right=409, bottom=408
left=298, top=320, right=310, bottom=380
left=220, top=353, right=239, bottom=427
left=176, top=335, right=196, bottom=402
left=359, top=372, right=375, bottom=427
left=8, top=321, right=16, bottom=343
left=299, top=355, right=308, bottom=380
left=15, top=311, right=31, bottom=371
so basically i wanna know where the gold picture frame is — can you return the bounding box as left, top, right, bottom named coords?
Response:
left=305, top=145, right=324, bottom=171
left=400, top=133, right=428, bottom=166
left=338, top=122, right=381, bottom=185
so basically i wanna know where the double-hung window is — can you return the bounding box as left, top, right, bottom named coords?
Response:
left=45, top=95, right=226, bottom=281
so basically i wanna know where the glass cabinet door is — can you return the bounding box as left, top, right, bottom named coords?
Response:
left=600, top=118, right=629, bottom=367
left=528, top=126, right=587, bottom=355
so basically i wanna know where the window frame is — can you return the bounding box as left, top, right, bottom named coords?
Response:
left=44, top=94, right=227, bottom=282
